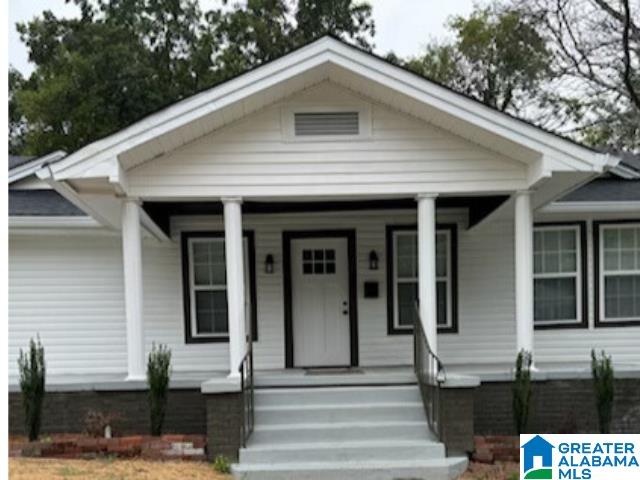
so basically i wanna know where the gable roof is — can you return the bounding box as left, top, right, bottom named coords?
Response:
left=9, top=150, right=67, bottom=184
left=9, top=190, right=86, bottom=216
left=41, top=35, right=615, bottom=184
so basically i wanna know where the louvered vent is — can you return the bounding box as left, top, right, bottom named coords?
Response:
left=294, top=112, right=359, bottom=136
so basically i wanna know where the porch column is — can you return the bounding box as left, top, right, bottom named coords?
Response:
left=222, top=197, right=246, bottom=378
left=514, top=190, right=534, bottom=356
left=417, top=193, right=439, bottom=355
left=121, top=198, right=145, bottom=380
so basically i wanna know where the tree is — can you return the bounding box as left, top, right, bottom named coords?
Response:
left=519, top=0, right=640, bottom=149
left=9, top=67, right=27, bottom=154
left=405, top=5, right=551, bottom=114
left=11, top=0, right=375, bottom=155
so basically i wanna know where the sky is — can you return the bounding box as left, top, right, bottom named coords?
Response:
left=8, top=0, right=476, bottom=75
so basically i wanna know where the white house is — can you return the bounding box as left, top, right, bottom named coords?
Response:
left=8, top=37, right=640, bottom=479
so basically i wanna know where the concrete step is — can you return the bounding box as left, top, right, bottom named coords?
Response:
left=255, top=385, right=421, bottom=406
left=250, top=420, right=434, bottom=444
left=255, top=401, right=426, bottom=425
left=240, top=439, right=445, bottom=463
left=232, top=457, right=469, bottom=480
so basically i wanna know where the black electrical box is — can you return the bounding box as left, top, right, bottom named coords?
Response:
left=364, top=281, right=379, bottom=298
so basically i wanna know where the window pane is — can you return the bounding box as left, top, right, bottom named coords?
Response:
left=397, top=234, right=417, bottom=277
left=192, top=240, right=225, bottom=285
left=397, top=282, right=418, bottom=327
left=602, top=227, right=640, bottom=272
left=436, top=281, right=447, bottom=326
left=534, top=277, right=577, bottom=322
left=436, top=234, right=447, bottom=277
left=534, top=229, right=577, bottom=274
left=604, top=275, right=640, bottom=319
left=195, top=290, right=228, bottom=334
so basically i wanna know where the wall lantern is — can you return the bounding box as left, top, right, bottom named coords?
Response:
left=369, top=250, right=379, bottom=271
left=265, top=254, right=275, bottom=274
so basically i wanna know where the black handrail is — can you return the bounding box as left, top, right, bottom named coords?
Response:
left=413, top=303, right=445, bottom=439
left=238, top=340, right=254, bottom=448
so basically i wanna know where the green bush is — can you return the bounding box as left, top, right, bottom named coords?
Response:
left=18, top=337, right=46, bottom=442
left=591, top=349, right=614, bottom=434
left=213, top=454, right=231, bottom=474
left=147, top=343, right=171, bottom=436
left=512, top=349, right=532, bottom=435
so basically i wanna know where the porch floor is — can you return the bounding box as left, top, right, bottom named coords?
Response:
left=254, top=366, right=416, bottom=388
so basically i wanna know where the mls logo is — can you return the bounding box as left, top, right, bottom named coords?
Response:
left=521, top=435, right=555, bottom=479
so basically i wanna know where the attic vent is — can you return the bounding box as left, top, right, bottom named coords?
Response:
left=294, top=112, right=359, bottom=136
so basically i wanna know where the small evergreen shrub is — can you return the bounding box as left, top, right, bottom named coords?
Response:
left=18, top=337, right=46, bottom=442
left=147, top=343, right=172, bottom=436
left=512, top=349, right=532, bottom=435
left=213, top=454, right=231, bottom=474
left=591, top=349, right=614, bottom=433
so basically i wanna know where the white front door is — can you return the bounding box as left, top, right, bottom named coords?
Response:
left=291, top=237, right=351, bottom=367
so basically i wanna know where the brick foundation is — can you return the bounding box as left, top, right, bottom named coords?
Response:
left=474, top=378, right=640, bottom=435
left=8, top=389, right=206, bottom=437
left=205, top=392, right=243, bottom=461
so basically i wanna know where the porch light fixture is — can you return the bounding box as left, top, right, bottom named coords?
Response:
left=265, top=254, right=275, bottom=274
left=369, top=250, right=379, bottom=270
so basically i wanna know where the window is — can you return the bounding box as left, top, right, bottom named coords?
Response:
left=386, top=225, right=457, bottom=334
left=181, top=231, right=257, bottom=343
left=533, top=224, right=586, bottom=327
left=302, top=249, right=336, bottom=274
left=596, top=222, right=640, bottom=325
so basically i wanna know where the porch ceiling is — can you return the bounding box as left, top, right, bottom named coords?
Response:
left=143, top=196, right=509, bottom=236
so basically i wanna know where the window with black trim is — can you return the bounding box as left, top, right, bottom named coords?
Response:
left=386, top=225, right=457, bottom=334
left=181, top=231, right=257, bottom=343
left=596, top=222, right=640, bottom=325
left=533, top=224, right=586, bottom=328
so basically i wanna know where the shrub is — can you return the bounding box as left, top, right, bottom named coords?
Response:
left=147, top=343, right=171, bottom=436
left=18, top=337, right=46, bottom=442
left=84, top=410, right=122, bottom=438
left=213, top=454, right=231, bottom=474
left=591, top=349, right=614, bottom=433
left=512, top=349, right=532, bottom=435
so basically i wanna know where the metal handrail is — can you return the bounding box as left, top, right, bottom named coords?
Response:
left=238, top=340, right=254, bottom=448
left=413, top=303, right=445, bottom=439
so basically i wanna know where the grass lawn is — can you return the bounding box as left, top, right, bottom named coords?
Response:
left=10, top=458, right=518, bottom=480
left=9, top=458, right=232, bottom=480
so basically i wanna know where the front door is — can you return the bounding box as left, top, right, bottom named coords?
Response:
left=291, top=237, right=351, bottom=367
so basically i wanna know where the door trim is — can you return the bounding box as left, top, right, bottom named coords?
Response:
left=283, top=229, right=359, bottom=368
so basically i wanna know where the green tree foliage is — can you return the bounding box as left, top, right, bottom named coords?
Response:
left=147, top=343, right=172, bottom=436
left=512, top=349, right=532, bottom=435
left=591, top=349, right=614, bottom=434
left=406, top=5, right=550, bottom=113
left=18, top=337, right=46, bottom=442
left=12, top=0, right=374, bottom=156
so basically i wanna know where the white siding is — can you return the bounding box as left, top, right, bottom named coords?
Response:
left=127, top=82, right=527, bottom=198
left=9, top=211, right=640, bottom=382
left=9, top=235, right=127, bottom=380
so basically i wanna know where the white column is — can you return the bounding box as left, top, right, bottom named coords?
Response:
left=122, top=198, right=145, bottom=380
left=417, top=193, right=439, bottom=355
left=222, top=197, right=246, bottom=378
left=514, top=190, right=534, bottom=356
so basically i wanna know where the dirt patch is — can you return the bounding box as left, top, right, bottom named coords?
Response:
left=9, top=458, right=232, bottom=480
left=460, top=461, right=519, bottom=480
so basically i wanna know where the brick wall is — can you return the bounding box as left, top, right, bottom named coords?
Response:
left=9, top=389, right=206, bottom=436
left=475, top=378, right=640, bottom=435
left=205, top=392, right=242, bottom=461
left=439, top=387, right=476, bottom=454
